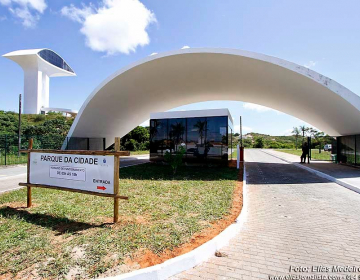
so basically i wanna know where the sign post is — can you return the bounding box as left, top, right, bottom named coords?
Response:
left=114, top=137, right=120, bottom=223
left=27, top=138, right=33, bottom=208
left=20, top=138, right=129, bottom=223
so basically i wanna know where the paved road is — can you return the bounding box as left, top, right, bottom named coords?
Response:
left=0, top=155, right=149, bottom=194
left=0, top=165, right=27, bottom=193
left=172, top=149, right=360, bottom=280
left=266, top=149, right=360, bottom=191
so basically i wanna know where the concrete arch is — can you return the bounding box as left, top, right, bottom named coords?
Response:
left=67, top=48, right=360, bottom=146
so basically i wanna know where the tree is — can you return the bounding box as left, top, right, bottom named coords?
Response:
left=169, top=122, right=185, bottom=151
left=193, top=120, right=207, bottom=145
left=124, top=139, right=138, bottom=151
left=254, top=137, right=264, bottom=148
left=121, top=126, right=149, bottom=151
left=292, top=127, right=300, bottom=149
left=308, top=128, right=324, bottom=153
left=243, top=138, right=253, bottom=148
left=299, top=125, right=309, bottom=143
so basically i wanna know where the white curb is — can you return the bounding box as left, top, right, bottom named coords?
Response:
left=99, top=166, right=248, bottom=280
left=262, top=150, right=360, bottom=194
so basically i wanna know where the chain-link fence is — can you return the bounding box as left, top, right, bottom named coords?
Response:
left=0, top=134, right=106, bottom=166
left=0, top=134, right=65, bottom=166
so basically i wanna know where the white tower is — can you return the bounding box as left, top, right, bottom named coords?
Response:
left=3, top=49, right=76, bottom=114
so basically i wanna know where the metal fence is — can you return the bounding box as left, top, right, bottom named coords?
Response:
left=0, top=134, right=106, bottom=166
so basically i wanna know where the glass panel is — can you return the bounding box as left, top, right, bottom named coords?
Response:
left=38, top=50, right=74, bottom=73
left=186, top=117, right=207, bottom=161
left=339, top=135, right=356, bottom=164
left=168, top=118, right=186, bottom=153
left=228, top=125, right=232, bottom=160
left=150, top=119, right=168, bottom=160
left=356, top=135, right=360, bottom=165
left=150, top=115, right=230, bottom=165
left=206, top=116, right=228, bottom=161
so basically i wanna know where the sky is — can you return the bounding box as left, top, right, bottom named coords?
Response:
left=0, top=0, right=360, bottom=135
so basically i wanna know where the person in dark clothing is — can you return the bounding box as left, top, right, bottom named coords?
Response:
left=301, top=142, right=309, bottom=163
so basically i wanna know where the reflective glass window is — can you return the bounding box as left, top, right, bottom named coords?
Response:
left=168, top=118, right=186, bottom=153
left=206, top=116, right=227, bottom=160
left=38, top=50, right=74, bottom=73
left=186, top=117, right=207, bottom=160
left=150, top=119, right=168, bottom=160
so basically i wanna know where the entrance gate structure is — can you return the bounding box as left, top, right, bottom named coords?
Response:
left=62, top=48, right=360, bottom=152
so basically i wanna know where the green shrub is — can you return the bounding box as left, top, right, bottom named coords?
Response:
left=164, top=146, right=186, bottom=175
left=254, top=137, right=264, bottom=148
left=124, top=139, right=138, bottom=151
left=137, top=141, right=149, bottom=151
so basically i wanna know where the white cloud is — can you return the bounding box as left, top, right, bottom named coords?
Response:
left=282, top=128, right=293, bottom=136
left=304, top=60, right=317, bottom=68
left=181, top=45, right=190, bottom=49
left=150, top=52, right=157, bottom=56
left=0, top=0, right=46, bottom=27
left=234, top=124, right=252, bottom=134
left=61, top=0, right=156, bottom=56
left=243, top=103, right=272, bottom=112
left=60, top=3, right=93, bottom=23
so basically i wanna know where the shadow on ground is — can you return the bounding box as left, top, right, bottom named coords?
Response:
left=119, top=162, right=238, bottom=181
left=0, top=206, right=110, bottom=234
left=246, top=162, right=328, bottom=185
left=305, top=162, right=360, bottom=179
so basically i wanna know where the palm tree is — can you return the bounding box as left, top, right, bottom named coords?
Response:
left=193, top=120, right=207, bottom=145
left=292, top=127, right=300, bottom=149
left=299, top=125, right=309, bottom=143
left=170, top=122, right=185, bottom=151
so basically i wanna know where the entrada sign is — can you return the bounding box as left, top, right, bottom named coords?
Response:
left=19, top=138, right=130, bottom=223
left=30, top=153, right=115, bottom=195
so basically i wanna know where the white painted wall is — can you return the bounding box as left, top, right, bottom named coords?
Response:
left=23, top=69, right=50, bottom=114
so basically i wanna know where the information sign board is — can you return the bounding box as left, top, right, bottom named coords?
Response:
left=29, top=153, right=115, bottom=195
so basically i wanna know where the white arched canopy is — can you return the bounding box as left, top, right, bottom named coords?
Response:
left=67, top=48, right=360, bottom=146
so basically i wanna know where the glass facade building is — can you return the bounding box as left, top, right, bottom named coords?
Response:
left=337, top=135, right=360, bottom=165
left=38, top=49, right=74, bottom=73
left=150, top=109, right=233, bottom=165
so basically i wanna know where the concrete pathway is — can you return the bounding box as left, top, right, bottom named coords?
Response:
left=266, top=149, right=360, bottom=191
left=171, top=149, right=360, bottom=280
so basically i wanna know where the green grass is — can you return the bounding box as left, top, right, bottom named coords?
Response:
left=275, top=149, right=333, bottom=161
left=0, top=153, right=27, bottom=166
left=130, top=150, right=149, bottom=156
left=0, top=163, right=238, bottom=279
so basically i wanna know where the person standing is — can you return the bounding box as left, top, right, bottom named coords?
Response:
left=301, top=142, right=309, bottom=163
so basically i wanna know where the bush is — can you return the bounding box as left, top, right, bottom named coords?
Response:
left=267, top=142, right=281, bottom=149
left=254, top=137, right=264, bottom=148
left=164, top=146, right=186, bottom=175
left=33, top=115, right=46, bottom=122
left=124, top=139, right=138, bottom=151
left=137, top=141, right=149, bottom=151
